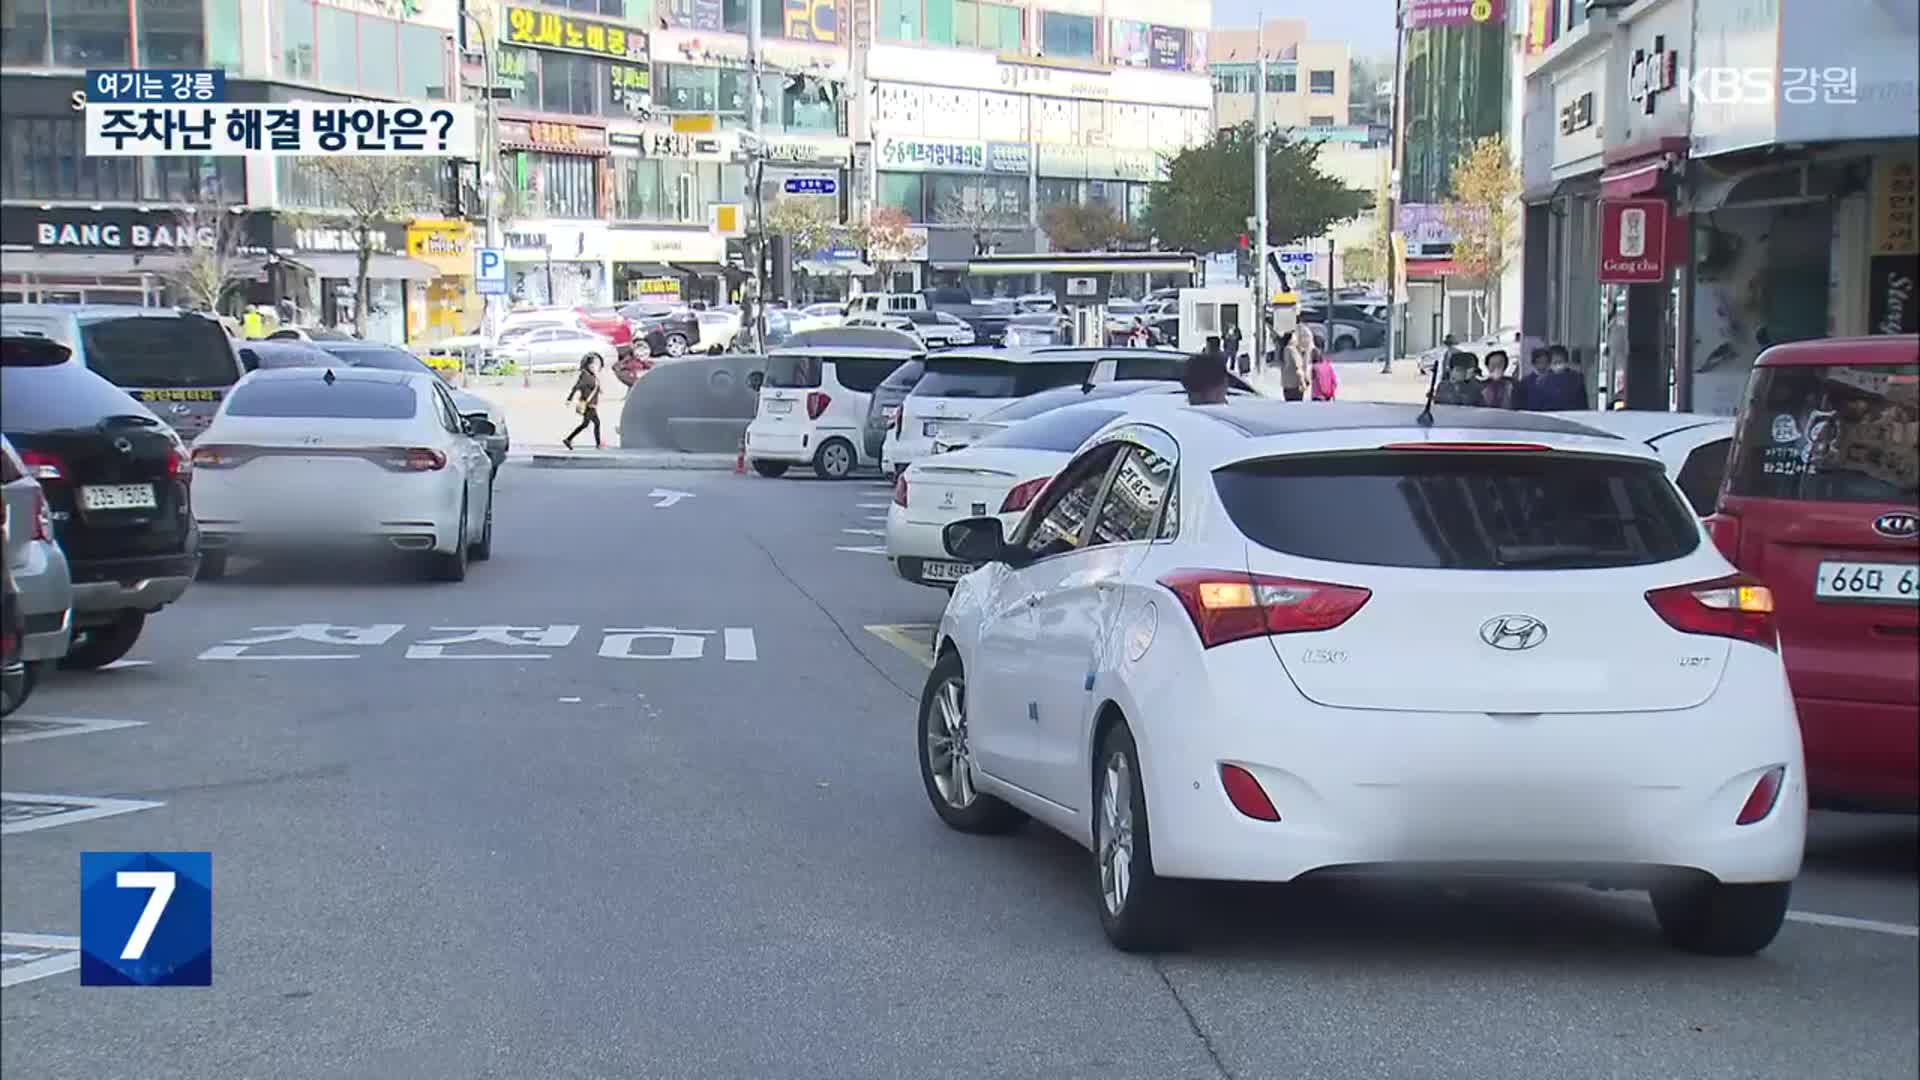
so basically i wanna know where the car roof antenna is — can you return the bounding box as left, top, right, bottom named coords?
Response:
left=1415, top=349, right=1443, bottom=427
left=323, top=368, right=336, bottom=385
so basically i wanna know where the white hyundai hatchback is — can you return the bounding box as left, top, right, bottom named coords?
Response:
left=920, top=401, right=1805, bottom=956
left=190, top=366, right=498, bottom=582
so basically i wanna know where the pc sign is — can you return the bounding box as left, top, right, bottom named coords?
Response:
left=83, top=69, right=475, bottom=157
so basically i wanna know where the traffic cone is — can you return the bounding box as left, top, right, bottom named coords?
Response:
left=735, top=436, right=747, bottom=476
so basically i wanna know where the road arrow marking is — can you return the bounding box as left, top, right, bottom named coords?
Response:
left=649, top=488, right=693, bottom=508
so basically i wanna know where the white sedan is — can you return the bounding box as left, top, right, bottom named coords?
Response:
left=919, top=399, right=1804, bottom=955
left=1550, top=410, right=1735, bottom=516
left=190, top=367, right=498, bottom=582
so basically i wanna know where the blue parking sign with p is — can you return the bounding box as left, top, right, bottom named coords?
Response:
left=80, top=851, right=212, bottom=986
left=475, top=247, right=506, bottom=295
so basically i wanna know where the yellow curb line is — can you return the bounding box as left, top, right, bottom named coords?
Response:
left=864, top=624, right=936, bottom=670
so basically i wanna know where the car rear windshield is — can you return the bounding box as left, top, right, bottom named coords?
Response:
left=0, top=362, right=157, bottom=433
left=1215, top=451, right=1701, bottom=570
left=976, top=408, right=1125, bottom=452
left=78, top=316, right=239, bottom=389
left=1726, top=363, right=1919, bottom=503
left=225, top=380, right=418, bottom=419
left=875, top=359, right=925, bottom=394
left=320, top=345, right=437, bottom=378
left=915, top=360, right=1093, bottom=399
left=764, top=355, right=902, bottom=392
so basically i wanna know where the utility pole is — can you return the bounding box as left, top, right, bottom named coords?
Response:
left=458, top=4, right=508, bottom=381
left=745, top=0, right=767, bottom=353
left=1382, top=0, right=1406, bottom=373
left=1252, top=20, right=1269, bottom=376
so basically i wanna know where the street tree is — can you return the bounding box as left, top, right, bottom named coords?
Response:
left=936, top=190, right=1021, bottom=255
left=1146, top=124, right=1368, bottom=253
left=843, top=207, right=923, bottom=286
left=1041, top=203, right=1138, bottom=253
left=1441, top=134, right=1521, bottom=329
left=1343, top=160, right=1393, bottom=288
left=295, top=156, right=437, bottom=337
left=765, top=197, right=839, bottom=258
left=166, top=190, right=254, bottom=315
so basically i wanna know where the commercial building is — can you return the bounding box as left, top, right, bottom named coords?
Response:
left=849, top=0, right=1215, bottom=293
left=1518, top=0, right=1919, bottom=412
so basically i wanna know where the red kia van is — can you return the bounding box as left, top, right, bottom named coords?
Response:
left=1708, top=335, right=1919, bottom=811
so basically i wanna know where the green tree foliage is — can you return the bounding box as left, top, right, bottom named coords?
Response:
left=1041, top=203, right=1138, bottom=253
left=1146, top=124, right=1369, bottom=253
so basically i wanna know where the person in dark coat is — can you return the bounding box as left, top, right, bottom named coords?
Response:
left=1514, top=346, right=1553, bottom=410
left=1529, top=345, right=1590, bottom=411
left=1432, top=351, right=1485, bottom=406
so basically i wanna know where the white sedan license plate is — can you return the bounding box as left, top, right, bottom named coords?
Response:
left=766, top=399, right=793, bottom=414
left=923, top=421, right=942, bottom=437
left=922, top=560, right=975, bottom=584
left=80, top=483, right=157, bottom=511
left=1815, top=561, right=1918, bottom=604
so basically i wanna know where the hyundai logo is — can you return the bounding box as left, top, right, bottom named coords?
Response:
left=1873, top=511, right=1918, bottom=540
left=1479, top=614, right=1548, bottom=651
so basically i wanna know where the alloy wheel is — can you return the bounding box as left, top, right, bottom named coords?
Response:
left=925, top=675, right=975, bottom=808
left=821, top=441, right=853, bottom=478
left=1098, top=752, right=1135, bottom=916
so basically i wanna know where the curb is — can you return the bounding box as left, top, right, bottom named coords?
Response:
left=523, top=451, right=738, bottom=470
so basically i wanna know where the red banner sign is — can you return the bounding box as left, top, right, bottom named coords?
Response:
left=1599, top=198, right=1670, bottom=284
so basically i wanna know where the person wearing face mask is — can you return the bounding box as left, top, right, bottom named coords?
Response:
left=1528, top=344, right=1590, bottom=411
left=1432, top=351, right=1485, bottom=405
left=1480, top=350, right=1518, bottom=408
left=1513, top=346, right=1552, bottom=410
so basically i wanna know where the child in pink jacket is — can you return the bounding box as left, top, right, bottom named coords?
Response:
left=1310, top=354, right=1338, bottom=400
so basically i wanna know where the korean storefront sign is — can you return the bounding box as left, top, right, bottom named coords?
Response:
left=987, top=143, right=1031, bottom=174
left=500, top=118, right=609, bottom=153
left=624, top=129, right=733, bottom=161
left=11, top=208, right=223, bottom=251
left=406, top=219, right=473, bottom=277
left=877, top=136, right=985, bottom=172
left=1406, top=0, right=1503, bottom=28
left=502, top=5, right=649, bottom=62
left=782, top=0, right=841, bottom=44
left=1148, top=26, right=1187, bottom=71
left=1870, top=155, right=1919, bottom=335
left=764, top=137, right=851, bottom=166
left=1598, top=199, right=1669, bottom=284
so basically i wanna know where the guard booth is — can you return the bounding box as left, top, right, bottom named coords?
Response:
left=965, top=252, right=1201, bottom=346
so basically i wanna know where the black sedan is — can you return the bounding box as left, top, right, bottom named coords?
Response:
left=618, top=302, right=702, bottom=359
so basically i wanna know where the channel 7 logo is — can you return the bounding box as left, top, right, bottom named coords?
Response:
left=79, top=852, right=212, bottom=986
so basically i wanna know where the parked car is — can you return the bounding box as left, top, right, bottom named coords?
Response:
left=1551, top=411, right=1736, bottom=516
left=929, top=376, right=1257, bottom=455
left=620, top=302, right=702, bottom=357
left=864, top=359, right=927, bottom=467
left=266, top=325, right=360, bottom=343
left=2, top=550, right=26, bottom=716
left=921, top=287, right=1011, bottom=345
left=924, top=401, right=1805, bottom=955
left=696, top=308, right=744, bottom=353
left=191, top=367, right=498, bottom=582
left=745, top=347, right=910, bottom=479
left=1, top=303, right=248, bottom=444
left=0, top=335, right=197, bottom=669
left=493, top=324, right=619, bottom=374
left=1298, top=304, right=1389, bottom=352
left=2, top=434, right=73, bottom=712
left=1002, top=313, right=1072, bottom=348
left=903, top=310, right=977, bottom=349
left=256, top=341, right=512, bottom=477
left=1707, top=335, right=1919, bottom=812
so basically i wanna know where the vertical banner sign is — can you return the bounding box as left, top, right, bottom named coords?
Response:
left=1869, top=155, right=1919, bottom=335
left=1598, top=198, right=1670, bottom=284
left=1527, top=0, right=1552, bottom=54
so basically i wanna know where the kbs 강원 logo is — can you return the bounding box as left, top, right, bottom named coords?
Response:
left=79, top=851, right=212, bottom=986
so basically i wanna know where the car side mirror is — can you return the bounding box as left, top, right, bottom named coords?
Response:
left=462, top=414, right=496, bottom=437
left=943, top=516, right=1013, bottom=565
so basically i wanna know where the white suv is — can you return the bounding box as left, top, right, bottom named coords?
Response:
left=746, top=348, right=911, bottom=480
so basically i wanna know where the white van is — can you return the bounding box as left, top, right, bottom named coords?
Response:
left=847, top=293, right=926, bottom=317
left=745, top=347, right=911, bottom=479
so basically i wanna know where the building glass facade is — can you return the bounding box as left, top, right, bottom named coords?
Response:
left=1400, top=21, right=1507, bottom=205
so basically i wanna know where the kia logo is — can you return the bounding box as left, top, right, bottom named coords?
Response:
left=1479, top=614, right=1549, bottom=651
left=1873, top=511, right=1918, bottom=540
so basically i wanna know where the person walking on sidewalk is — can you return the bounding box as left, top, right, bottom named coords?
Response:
left=1480, top=350, right=1518, bottom=409
left=1281, top=328, right=1315, bottom=401
left=563, top=356, right=604, bottom=450
left=1309, top=350, right=1339, bottom=401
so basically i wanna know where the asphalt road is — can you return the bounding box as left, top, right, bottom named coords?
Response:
left=3, top=465, right=1916, bottom=1080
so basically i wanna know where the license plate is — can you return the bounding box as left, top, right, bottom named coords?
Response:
left=766, top=399, right=793, bottom=414
left=923, top=421, right=942, bottom=437
left=921, top=560, right=975, bottom=583
left=1815, top=561, right=1918, bottom=604
left=80, top=483, right=157, bottom=511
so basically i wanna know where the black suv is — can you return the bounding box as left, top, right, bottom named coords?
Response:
left=618, top=302, right=702, bottom=358
left=0, top=336, right=198, bottom=669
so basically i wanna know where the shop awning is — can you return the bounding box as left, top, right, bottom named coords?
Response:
left=795, top=257, right=874, bottom=276
left=287, top=252, right=439, bottom=281
left=671, top=261, right=732, bottom=277
left=1598, top=160, right=1668, bottom=201
left=620, top=261, right=676, bottom=276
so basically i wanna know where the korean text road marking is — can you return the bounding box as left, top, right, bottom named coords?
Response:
left=598, top=627, right=757, bottom=661
left=1, top=793, right=165, bottom=835
left=404, top=625, right=580, bottom=660
left=2, top=716, right=146, bottom=745
left=1, top=933, right=82, bottom=989
left=198, top=624, right=404, bottom=660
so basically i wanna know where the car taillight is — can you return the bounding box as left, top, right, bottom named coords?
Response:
left=167, top=447, right=192, bottom=481
left=1704, top=512, right=1741, bottom=562
left=1645, top=574, right=1776, bottom=650
left=806, top=391, right=830, bottom=420
left=190, top=444, right=249, bottom=469
left=1000, top=477, right=1051, bottom=514
left=383, top=447, right=448, bottom=472
left=893, top=472, right=909, bottom=507
left=18, top=449, right=67, bottom=482
left=1219, top=764, right=1281, bottom=821
left=1158, top=570, right=1372, bottom=649
left=1736, top=766, right=1787, bottom=825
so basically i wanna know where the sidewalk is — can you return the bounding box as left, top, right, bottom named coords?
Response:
left=458, top=372, right=631, bottom=450
left=1247, top=357, right=1432, bottom=404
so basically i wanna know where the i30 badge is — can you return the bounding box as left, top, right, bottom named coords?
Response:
left=1479, top=614, right=1548, bottom=651
left=1873, top=511, right=1918, bottom=540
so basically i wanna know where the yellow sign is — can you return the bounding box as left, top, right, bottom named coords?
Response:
left=136, top=389, right=221, bottom=402
left=782, top=0, right=841, bottom=43
left=407, top=219, right=473, bottom=277
left=1872, top=155, right=1919, bottom=256
left=635, top=277, right=681, bottom=298
left=672, top=114, right=717, bottom=134
left=711, top=203, right=744, bottom=237
left=530, top=121, right=584, bottom=147
left=502, top=5, right=649, bottom=63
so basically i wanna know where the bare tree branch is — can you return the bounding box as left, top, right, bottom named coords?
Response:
left=292, top=156, right=438, bottom=337
left=166, top=190, right=253, bottom=315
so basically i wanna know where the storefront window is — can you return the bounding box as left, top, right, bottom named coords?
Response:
left=880, top=0, right=919, bottom=42
left=139, top=0, right=207, bottom=65
left=924, top=0, right=955, bottom=45
left=497, top=47, right=541, bottom=109
left=277, top=156, right=439, bottom=211
left=774, top=75, right=838, bottom=134
left=2, top=0, right=50, bottom=65
left=613, top=157, right=665, bottom=219
left=541, top=52, right=600, bottom=114
left=279, top=0, right=317, bottom=80
left=878, top=172, right=924, bottom=219
left=512, top=152, right=600, bottom=219
left=718, top=68, right=751, bottom=117
left=1038, top=177, right=1081, bottom=212
left=141, top=156, right=244, bottom=203
left=206, top=0, right=245, bottom=71
left=927, top=174, right=1026, bottom=224
left=4, top=114, right=136, bottom=201
left=658, top=64, right=718, bottom=112
left=316, top=3, right=356, bottom=88
left=1040, top=12, right=1095, bottom=60
left=1213, top=64, right=1253, bottom=95
left=51, top=0, right=130, bottom=65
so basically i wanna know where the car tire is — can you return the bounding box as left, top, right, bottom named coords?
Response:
left=59, top=612, right=147, bottom=671
left=469, top=488, right=494, bottom=561
left=1, top=660, right=37, bottom=718
left=432, top=499, right=470, bottom=582
left=1093, top=722, right=1185, bottom=952
left=918, top=650, right=1025, bottom=834
left=1651, top=879, right=1792, bottom=956
left=813, top=437, right=855, bottom=481
left=195, top=550, right=229, bottom=581
left=665, top=333, right=689, bottom=357
left=751, top=459, right=790, bottom=478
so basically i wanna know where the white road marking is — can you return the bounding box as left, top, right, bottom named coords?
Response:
left=0, top=933, right=80, bottom=989
left=649, top=488, right=694, bottom=508
left=858, top=502, right=890, bottom=509
left=405, top=625, right=579, bottom=660
left=842, top=528, right=884, bottom=536
left=199, top=624, right=403, bottom=661
left=559, top=697, right=582, bottom=703
left=198, top=647, right=358, bottom=661
left=97, top=659, right=151, bottom=671
left=865, top=513, right=888, bottom=522
left=2, top=716, right=146, bottom=745
left=836, top=545, right=888, bottom=555
left=1785, top=910, right=1919, bottom=938
left=724, top=628, right=758, bottom=662
left=1, top=793, right=165, bottom=835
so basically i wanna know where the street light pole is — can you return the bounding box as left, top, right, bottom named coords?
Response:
left=458, top=7, right=511, bottom=382
left=1252, top=21, right=1269, bottom=376
left=1383, top=1, right=1406, bottom=374
left=745, top=0, right=768, bottom=353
